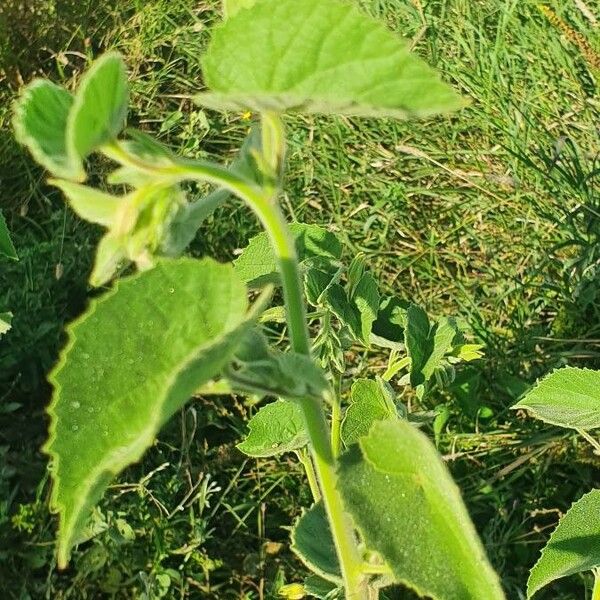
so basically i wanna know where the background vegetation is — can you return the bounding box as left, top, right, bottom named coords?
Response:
left=0, top=0, right=598, bottom=598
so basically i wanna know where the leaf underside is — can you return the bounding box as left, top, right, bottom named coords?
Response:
left=513, top=367, right=600, bottom=430
left=198, top=0, right=464, bottom=117
left=291, top=501, right=341, bottom=583
left=337, top=420, right=505, bottom=600
left=527, top=489, right=600, bottom=598
left=46, top=258, right=253, bottom=567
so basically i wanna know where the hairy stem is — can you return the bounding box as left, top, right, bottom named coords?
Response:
left=104, top=131, right=368, bottom=598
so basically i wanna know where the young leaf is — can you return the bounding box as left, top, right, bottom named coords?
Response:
left=341, top=378, right=397, bottom=446
left=0, top=312, right=13, bottom=337
left=512, top=367, right=600, bottom=430
left=67, top=53, right=129, bottom=162
left=50, top=180, right=122, bottom=227
left=353, top=273, right=380, bottom=345
left=237, top=400, right=308, bottom=457
left=0, top=210, right=18, bottom=260
left=527, top=489, right=600, bottom=598
left=198, top=0, right=464, bottom=118
left=13, top=80, right=84, bottom=181
left=45, top=258, right=257, bottom=567
left=338, top=420, right=505, bottom=600
left=233, top=223, right=342, bottom=286
left=291, top=502, right=341, bottom=584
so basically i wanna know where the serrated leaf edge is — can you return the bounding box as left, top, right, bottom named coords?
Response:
left=511, top=366, right=600, bottom=430
left=44, top=260, right=269, bottom=567
left=526, top=489, right=600, bottom=598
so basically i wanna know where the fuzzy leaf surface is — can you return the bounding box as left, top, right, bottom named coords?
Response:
left=13, top=80, right=83, bottom=180
left=67, top=53, right=129, bottom=161
left=234, top=223, right=342, bottom=286
left=291, top=502, right=340, bottom=583
left=198, top=0, right=464, bottom=117
left=527, top=489, right=600, bottom=597
left=513, top=367, right=600, bottom=430
left=341, top=378, right=397, bottom=446
left=46, top=258, right=253, bottom=567
left=0, top=210, right=18, bottom=260
left=338, top=420, right=505, bottom=600
left=237, top=399, right=308, bottom=457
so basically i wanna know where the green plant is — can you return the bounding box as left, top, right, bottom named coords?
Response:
left=0, top=208, right=17, bottom=337
left=12, top=0, right=507, bottom=598
left=513, top=366, right=600, bottom=598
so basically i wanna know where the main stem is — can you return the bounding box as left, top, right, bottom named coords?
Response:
left=104, top=128, right=367, bottom=597
left=250, top=191, right=366, bottom=599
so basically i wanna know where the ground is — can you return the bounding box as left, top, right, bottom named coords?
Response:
left=0, top=0, right=598, bottom=598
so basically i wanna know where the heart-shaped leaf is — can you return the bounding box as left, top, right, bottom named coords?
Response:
left=527, top=489, right=600, bottom=598
left=237, top=399, right=308, bottom=457
left=341, top=378, right=397, bottom=446
left=512, top=367, right=600, bottom=430
left=338, top=420, right=505, bottom=600
left=45, top=258, right=259, bottom=567
left=13, top=80, right=84, bottom=181
left=198, top=0, right=464, bottom=118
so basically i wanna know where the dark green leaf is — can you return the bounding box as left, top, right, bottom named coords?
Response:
left=237, top=400, right=308, bottom=457
left=291, top=502, right=340, bottom=583
left=0, top=210, right=18, bottom=260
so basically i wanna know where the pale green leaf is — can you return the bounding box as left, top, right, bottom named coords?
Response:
left=338, top=420, right=505, bottom=600
left=234, top=223, right=342, bottom=286
left=0, top=210, right=18, bottom=260
left=237, top=399, right=308, bottom=457
left=67, top=53, right=129, bottom=161
left=0, top=312, right=13, bottom=337
left=90, top=234, right=126, bottom=287
left=13, top=80, right=84, bottom=181
left=341, top=378, right=397, bottom=446
left=45, top=258, right=256, bottom=567
left=512, top=367, right=600, bottom=430
left=198, top=0, right=464, bottom=118
left=291, top=502, right=340, bottom=583
left=527, top=489, right=600, bottom=598
left=50, top=180, right=122, bottom=227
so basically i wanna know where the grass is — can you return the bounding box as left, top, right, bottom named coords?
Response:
left=0, top=0, right=599, bottom=598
